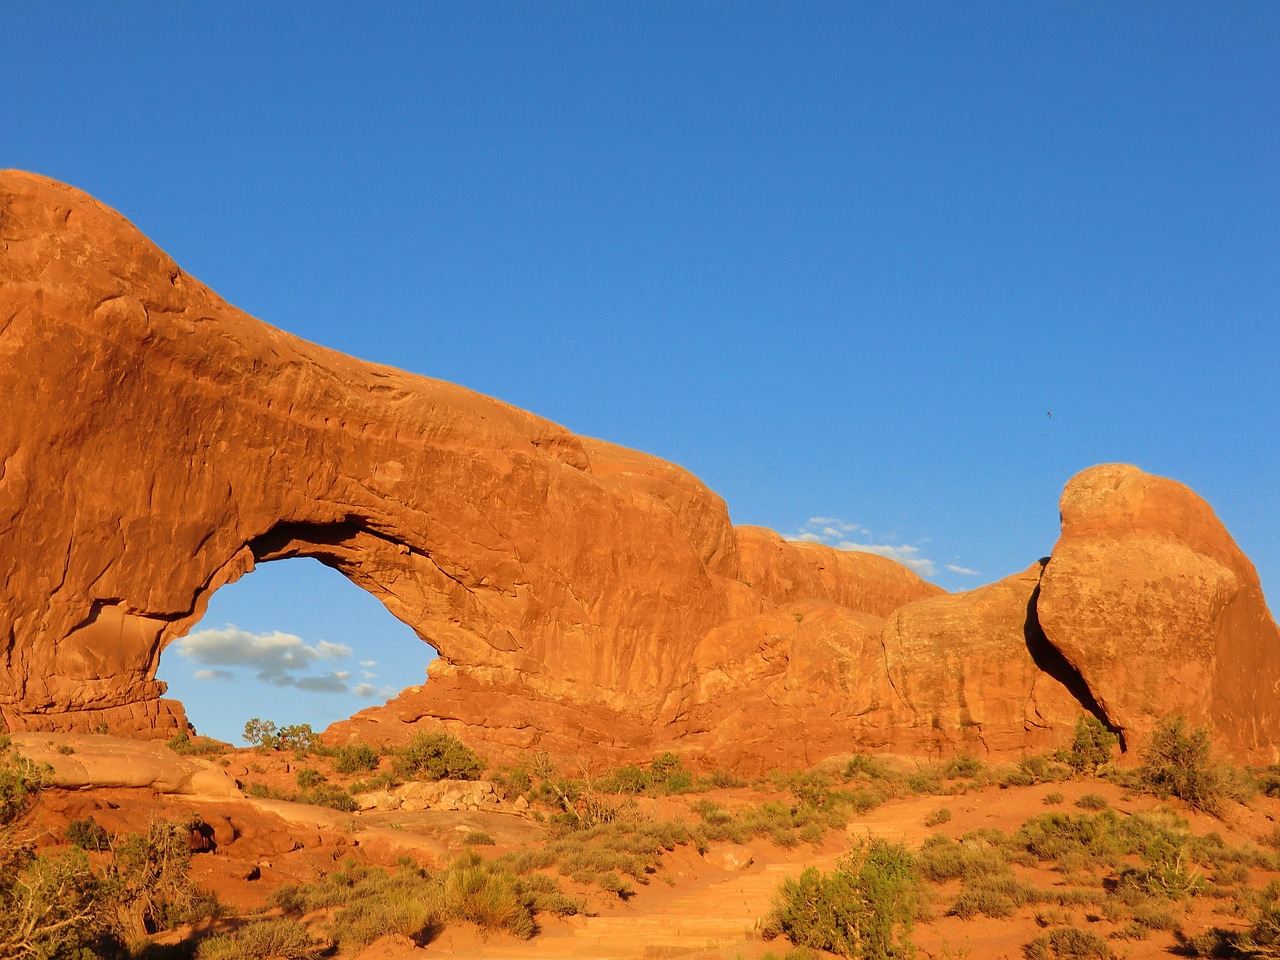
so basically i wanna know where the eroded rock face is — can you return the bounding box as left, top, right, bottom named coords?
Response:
left=878, top=563, right=1093, bottom=757
left=1038, top=464, right=1280, bottom=760
left=3, top=171, right=1276, bottom=767
left=0, top=169, right=937, bottom=761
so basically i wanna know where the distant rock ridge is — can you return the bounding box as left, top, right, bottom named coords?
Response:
left=2, top=169, right=1277, bottom=768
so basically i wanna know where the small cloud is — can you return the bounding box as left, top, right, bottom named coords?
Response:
left=839, top=542, right=937, bottom=577
left=295, top=673, right=353, bottom=694
left=946, top=564, right=980, bottom=576
left=192, top=668, right=235, bottom=682
left=354, top=682, right=398, bottom=699
left=790, top=531, right=826, bottom=543
left=174, top=625, right=357, bottom=693
left=361, top=671, right=377, bottom=679
left=359, top=660, right=378, bottom=668
left=786, top=518, right=939, bottom=578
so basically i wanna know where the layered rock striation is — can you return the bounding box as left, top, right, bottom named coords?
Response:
left=2, top=170, right=1277, bottom=767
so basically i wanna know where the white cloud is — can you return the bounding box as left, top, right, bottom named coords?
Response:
left=192, top=668, right=235, bottom=682
left=174, top=625, right=358, bottom=693
left=295, top=672, right=353, bottom=694
left=786, top=518, right=938, bottom=577
left=359, top=660, right=378, bottom=668
left=353, top=682, right=398, bottom=699
left=838, top=541, right=937, bottom=577
left=947, top=564, right=980, bottom=576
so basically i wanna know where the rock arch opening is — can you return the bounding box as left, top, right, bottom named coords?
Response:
left=157, top=556, right=432, bottom=744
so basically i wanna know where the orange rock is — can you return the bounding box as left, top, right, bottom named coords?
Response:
left=1038, top=464, right=1280, bottom=761
left=0, top=170, right=937, bottom=766
left=3, top=171, right=1277, bottom=768
left=878, top=563, right=1091, bottom=756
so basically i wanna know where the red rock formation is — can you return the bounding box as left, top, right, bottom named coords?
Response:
left=0, top=169, right=938, bottom=762
left=1038, top=464, right=1280, bottom=761
left=878, top=563, right=1089, bottom=757
left=3, top=171, right=1276, bottom=767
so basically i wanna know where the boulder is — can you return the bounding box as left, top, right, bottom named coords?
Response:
left=1038, top=464, right=1280, bottom=760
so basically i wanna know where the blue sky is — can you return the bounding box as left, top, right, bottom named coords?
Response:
left=8, top=2, right=1278, bottom=743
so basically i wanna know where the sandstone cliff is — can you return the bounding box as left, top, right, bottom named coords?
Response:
left=2, top=170, right=1276, bottom=767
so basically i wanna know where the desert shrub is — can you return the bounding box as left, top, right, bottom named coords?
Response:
left=493, top=765, right=532, bottom=797
left=1138, top=715, right=1242, bottom=816
left=298, top=783, right=357, bottom=811
left=349, top=769, right=398, bottom=793
left=277, top=724, right=318, bottom=756
left=905, top=767, right=944, bottom=795
left=1043, top=792, right=1065, bottom=806
left=166, top=731, right=230, bottom=756
left=1016, top=811, right=1127, bottom=870
left=1056, top=715, right=1118, bottom=775
left=67, top=816, right=111, bottom=851
left=693, top=768, right=746, bottom=790
left=295, top=767, right=325, bottom=789
left=1035, top=907, right=1073, bottom=927
left=949, top=874, right=1044, bottom=919
left=242, top=717, right=280, bottom=750
left=917, top=833, right=1011, bottom=883
left=942, top=754, right=985, bottom=779
left=438, top=854, right=536, bottom=938
left=1023, top=926, right=1114, bottom=960
left=195, top=917, right=325, bottom=960
left=394, top=732, right=483, bottom=782
left=1074, top=794, right=1108, bottom=811
left=923, top=808, right=952, bottom=827
left=463, top=830, right=496, bottom=846
left=245, top=779, right=358, bottom=811
left=0, top=736, right=50, bottom=826
left=1230, top=880, right=1280, bottom=957
left=0, top=847, right=109, bottom=960
left=763, top=837, right=920, bottom=958
left=331, top=742, right=380, bottom=774
left=325, top=868, right=440, bottom=950
left=1004, top=754, right=1074, bottom=788
left=844, top=754, right=897, bottom=783
left=101, top=817, right=217, bottom=940
left=1116, top=839, right=1205, bottom=899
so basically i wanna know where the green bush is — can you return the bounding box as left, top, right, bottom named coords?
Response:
left=763, top=838, right=921, bottom=958
left=0, top=846, right=107, bottom=960
left=67, top=816, right=111, bottom=851
left=949, top=874, right=1043, bottom=919
left=101, top=817, right=217, bottom=940
left=332, top=742, right=380, bottom=774
left=923, top=808, right=952, bottom=827
left=394, top=732, right=483, bottom=782
left=942, top=754, right=985, bottom=779
left=1137, top=715, right=1251, bottom=816
left=1056, top=716, right=1118, bottom=775
left=295, top=767, right=325, bottom=789
left=1074, top=794, right=1108, bottom=811
left=243, top=717, right=280, bottom=750
left=1023, top=926, right=1114, bottom=959
left=195, top=917, right=325, bottom=960
left=167, top=731, right=230, bottom=756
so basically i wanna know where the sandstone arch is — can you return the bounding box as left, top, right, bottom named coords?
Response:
left=4, top=170, right=1278, bottom=768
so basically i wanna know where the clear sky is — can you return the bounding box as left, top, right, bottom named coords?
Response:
left=7, top=2, right=1278, bottom=743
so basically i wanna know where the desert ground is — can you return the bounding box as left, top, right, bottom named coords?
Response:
left=8, top=723, right=1280, bottom=960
